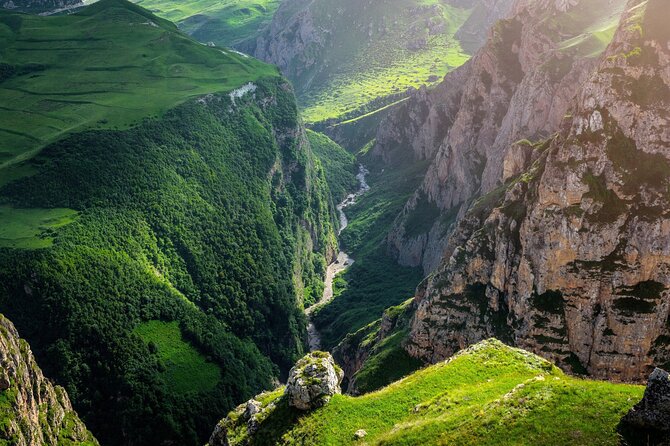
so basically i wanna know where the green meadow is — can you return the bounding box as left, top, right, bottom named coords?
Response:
left=134, top=320, right=222, bottom=395
left=0, top=206, right=78, bottom=248
left=133, top=0, right=280, bottom=46
left=299, top=0, right=472, bottom=124
left=0, top=0, right=277, bottom=182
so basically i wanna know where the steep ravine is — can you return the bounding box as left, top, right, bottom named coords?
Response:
left=306, top=165, right=370, bottom=351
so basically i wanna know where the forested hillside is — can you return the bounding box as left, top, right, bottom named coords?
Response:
left=0, top=1, right=338, bottom=444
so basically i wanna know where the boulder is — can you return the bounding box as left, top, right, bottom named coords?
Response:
left=285, top=352, right=343, bottom=410
left=618, top=368, right=670, bottom=446
left=354, top=429, right=367, bottom=439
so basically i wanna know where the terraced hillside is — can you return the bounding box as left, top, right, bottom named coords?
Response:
left=211, top=340, right=643, bottom=446
left=0, top=1, right=338, bottom=444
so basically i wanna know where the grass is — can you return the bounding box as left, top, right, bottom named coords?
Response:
left=134, top=320, right=222, bottom=395
left=354, top=329, right=423, bottom=395
left=294, top=0, right=473, bottom=123
left=132, top=0, right=280, bottom=46
left=0, top=0, right=278, bottom=183
left=0, top=205, right=78, bottom=248
left=220, top=339, right=643, bottom=445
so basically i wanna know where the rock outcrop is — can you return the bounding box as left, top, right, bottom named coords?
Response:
left=618, top=368, right=670, bottom=445
left=286, top=351, right=343, bottom=410
left=403, top=0, right=670, bottom=381
left=208, top=352, right=343, bottom=445
left=377, top=0, right=629, bottom=274
left=0, top=314, right=98, bottom=446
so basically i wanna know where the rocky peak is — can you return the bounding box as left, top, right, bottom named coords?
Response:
left=403, top=0, right=670, bottom=382
left=0, top=314, right=97, bottom=446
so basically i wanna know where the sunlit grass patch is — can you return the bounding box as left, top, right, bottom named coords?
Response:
left=134, top=320, right=222, bottom=395
left=0, top=205, right=78, bottom=249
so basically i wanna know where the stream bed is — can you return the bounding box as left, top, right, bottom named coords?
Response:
left=306, top=164, right=369, bottom=351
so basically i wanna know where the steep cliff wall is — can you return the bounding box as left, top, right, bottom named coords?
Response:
left=0, top=314, right=97, bottom=446
left=405, top=0, right=670, bottom=382
left=375, top=0, right=628, bottom=274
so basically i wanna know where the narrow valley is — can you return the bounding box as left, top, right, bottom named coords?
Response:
left=1, top=0, right=669, bottom=445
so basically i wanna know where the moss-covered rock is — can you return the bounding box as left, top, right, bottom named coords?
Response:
left=285, top=352, right=344, bottom=411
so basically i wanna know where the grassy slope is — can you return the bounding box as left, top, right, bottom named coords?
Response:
left=0, top=0, right=277, bottom=248
left=0, top=0, right=276, bottom=184
left=134, top=320, right=222, bottom=395
left=222, top=340, right=643, bottom=446
left=132, top=0, right=279, bottom=46
left=338, top=299, right=423, bottom=394
left=298, top=0, right=472, bottom=124
left=306, top=130, right=357, bottom=203
left=553, top=0, right=628, bottom=57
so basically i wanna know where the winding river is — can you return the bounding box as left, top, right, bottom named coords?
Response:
left=306, top=164, right=370, bottom=351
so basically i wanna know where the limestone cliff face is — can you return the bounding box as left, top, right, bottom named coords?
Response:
left=405, top=0, right=670, bottom=382
left=247, top=0, right=326, bottom=91
left=377, top=0, right=627, bottom=274
left=0, top=314, right=97, bottom=445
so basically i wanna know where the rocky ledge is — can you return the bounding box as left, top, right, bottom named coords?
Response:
left=619, top=368, right=670, bottom=446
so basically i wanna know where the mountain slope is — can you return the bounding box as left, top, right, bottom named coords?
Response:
left=401, top=0, right=670, bottom=381
left=0, top=1, right=338, bottom=444
left=0, top=0, right=278, bottom=46
left=208, top=339, right=642, bottom=446
left=249, top=0, right=515, bottom=125
left=0, top=0, right=276, bottom=185
left=131, top=0, right=280, bottom=46
left=0, top=313, right=98, bottom=446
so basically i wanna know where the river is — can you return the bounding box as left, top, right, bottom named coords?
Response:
left=306, top=164, right=369, bottom=351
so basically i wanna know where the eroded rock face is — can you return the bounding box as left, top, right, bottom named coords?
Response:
left=619, top=368, right=670, bottom=445
left=377, top=0, right=628, bottom=274
left=404, top=0, right=670, bottom=382
left=285, top=352, right=343, bottom=410
left=0, top=314, right=98, bottom=446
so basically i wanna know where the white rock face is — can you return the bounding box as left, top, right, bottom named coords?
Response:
left=285, top=352, right=343, bottom=410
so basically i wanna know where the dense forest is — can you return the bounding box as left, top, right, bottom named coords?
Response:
left=0, top=77, right=337, bottom=445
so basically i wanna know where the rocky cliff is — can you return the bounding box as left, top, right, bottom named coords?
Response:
left=0, top=314, right=97, bottom=446
left=377, top=0, right=629, bottom=274
left=404, top=0, right=670, bottom=382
